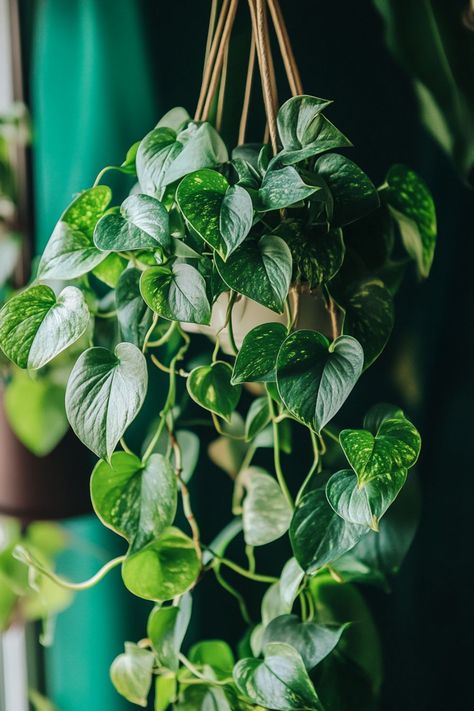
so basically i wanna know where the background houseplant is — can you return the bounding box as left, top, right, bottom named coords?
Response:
left=1, top=0, right=462, bottom=708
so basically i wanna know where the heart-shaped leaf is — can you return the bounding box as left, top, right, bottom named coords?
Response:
left=187, top=361, right=241, bottom=421
left=137, top=122, right=227, bottom=198
left=232, top=323, right=288, bottom=384
left=234, top=642, right=323, bottom=710
left=276, top=95, right=351, bottom=165
left=38, top=186, right=111, bottom=279
left=0, top=284, right=89, bottom=369
left=262, top=614, right=347, bottom=671
left=290, top=488, right=366, bottom=573
left=189, top=640, right=235, bottom=675
left=176, top=168, right=253, bottom=259
left=315, top=153, right=379, bottom=227
left=91, top=452, right=177, bottom=553
left=383, top=164, right=436, bottom=277
left=65, top=342, right=148, bottom=460
left=115, top=268, right=154, bottom=347
left=336, top=405, right=421, bottom=528
left=326, top=468, right=406, bottom=531
left=110, top=642, right=154, bottom=708
left=278, top=221, right=345, bottom=288
left=147, top=593, right=192, bottom=671
left=94, top=194, right=171, bottom=253
left=276, top=330, right=364, bottom=433
left=258, top=166, right=321, bottom=211
left=216, top=236, right=292, bottom=313
left=122, top=527, right=200, bottom=602
left=240, top=467, right=293, bottom=546
left=340, top=279, right=394, bottom=368
left=140, top=262, right=211, bottom=325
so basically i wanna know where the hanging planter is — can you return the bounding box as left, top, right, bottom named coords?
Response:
left=0, top=0, right=437, bottom=708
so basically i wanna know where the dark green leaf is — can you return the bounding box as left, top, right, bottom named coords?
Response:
left=91, top=452, right=177, bottom=553
left=276, top=330, right=364, bottom=433
left=340, top=279, right=394, bottom=367
left=240, top=467, right=293, bottom=546
left=315, top=153, right=379, bottom=227
left=38, top=186, right=111, bottom=279
left=110, top=642, right=154, bottom=707
left=140, top=263, right=211, bottom=325
left=276, top=95, right=351, bottom=165
left=245, top=396, right=271, bottom=440
left=176, top=169, right=253, bottom=259
left=216, top=236, right=292, bottom=313
left=115, top=268, right=153, bottom=347
left=234, top=642, right=323, bottom=710
left=147, top=593, right=192, bottom=671
left=94, top=194, right=171, bottom=253
left=290, top=489, right=366, bottom=573
left=232, top=323, right=287, bottom=384
left=383, top=164, right=436, bottom=277
left=121, top=527, right=200, bottom=602
left=65, top=342, right=148, bottom=460
left=278, top=221, right=345, bottom=288
left=0, top=284, right=89, bottom=369
left=336, top=405, right=421, bottom=528
left=4, top=371, right=68, bottom=457
left=258, top=166, right=321, bottom=211
left=262, top=615, right=347, bottom=670
left=187, top=361, right=241, bottom=421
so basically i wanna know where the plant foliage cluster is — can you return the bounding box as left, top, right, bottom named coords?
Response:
left=0, top=95, right=436, bottom=709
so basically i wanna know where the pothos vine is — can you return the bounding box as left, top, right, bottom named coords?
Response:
left=0, top=1, right=436, bottom=708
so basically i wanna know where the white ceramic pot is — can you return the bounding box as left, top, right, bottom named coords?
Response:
left=182, top=286, right=335, bottom=354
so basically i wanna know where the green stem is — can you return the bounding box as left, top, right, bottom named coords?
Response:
left=295, top=428, right=320, bottom=506
left=215, top=556, right=278, bottom=584
left=93, top=165, right=115, bottom=187
left=213, top=565, right=251, bottom=624
left=178, top=654, right=233, bottom=686
left=14, top=546, right=125, bottom=591
left=245, top=545, right=256, bottom=574
left=267, top=392, right=294, bottom=509
left=146, top=320, right=178, bottom=349
left=120, top=437, right=134, bottom=456
left=142, top=313, right=159, bottom=353
left=226, top=291, right=238, bottom=355
left=211, top=412, right=246, bottom=440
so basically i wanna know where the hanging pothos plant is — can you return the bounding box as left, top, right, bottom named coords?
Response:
left=0, top=0, right=436, bottom=708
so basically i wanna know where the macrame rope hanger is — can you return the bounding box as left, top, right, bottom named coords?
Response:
left=195, top=0, right=304, bottom=155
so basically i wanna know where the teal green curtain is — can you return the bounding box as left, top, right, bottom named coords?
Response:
left=30, top=1, right=158, bottom=708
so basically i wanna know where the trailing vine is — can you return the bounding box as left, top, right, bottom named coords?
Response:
left=0, top=1, right=436, bottom=708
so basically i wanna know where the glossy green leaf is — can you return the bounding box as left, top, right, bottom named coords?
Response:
left=278, top=221, right=345, bottom=288
left=240, top=467, right=293, bottom=546
left=65, top=342, right=147, bottom=460
left=189, top=640, right=235, bottom=675
left=115, top=267, right=153, bottom=347
left=280, top=558, right=305, bottom=610
left=232, top=323, right=287, bottom=384
left=315, top=153, right=379, bottom=227
left=155, top=674, right=177, bottom=711
left=0, top=285, right=89, bottom=369
left=335, top=405, right=421, bottom=528
left=187, top=361, right=241, bottom=421
left=276, top=95, right=351, bottom=165
left=140, top=262, right=211, bottom=325
left=290, top=489, right=366, bottom=573
left=216, top=236, right=292, bottom=313
left=234, top=642, right=323, bottom=710
left=176, top=169, right=253, bottom=259
left=383, top=164, right=436, bottom=277
left=137, top=122, right=227, bottom=198
left=175, top=683, right=233, bottom=710
left=4, top=371, right=68, bottom=456
left=245, top=397, right=271, bottom=441
left=340, top=279, right=394, bottom=367
left=110, top=642, right=154, bottom=707
left=121, top=527, right=200, bottom=602
left=156, top=106, right=191, bottom=130
left=262, top=614, right=346, bottom=671
left=276, top=330, right=364, bottom=433
left=94, top=194, right=171, bottom=253
left=91, top=452, right=177, bottom=553
left=38, top=186, right=111, bottom=279
left=258, top=166, right=321, bottom=211
left=147, top=593, right=192, bottom=671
